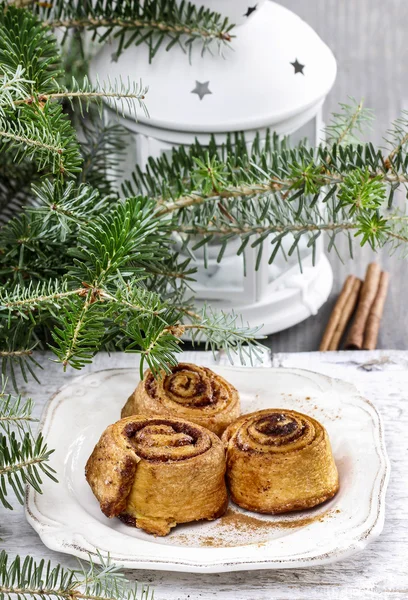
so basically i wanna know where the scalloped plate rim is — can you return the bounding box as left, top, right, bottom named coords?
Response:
left=25, top=366, right=390, bottom=573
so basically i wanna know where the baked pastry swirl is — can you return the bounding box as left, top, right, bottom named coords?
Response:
left=222, top=409, right=339, bottom=514
left=85, top=416, right=228, bottom=536
left=122, top=363, right=240, bottom=437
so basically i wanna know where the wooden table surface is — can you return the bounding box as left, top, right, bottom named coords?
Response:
left=4, top=349, right=407, bottom=600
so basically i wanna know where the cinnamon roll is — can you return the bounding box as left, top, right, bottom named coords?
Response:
left=122, top=363, right=240, bottom=437
left=85, top=416, right=228, bottom=536
left=222, top=409, right=339, bottom=514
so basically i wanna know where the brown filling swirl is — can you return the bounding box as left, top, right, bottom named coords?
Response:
left=123, top=418, right=212, bottom=461
left=235, top=410, right=316, bottom=454
left=145, top=364, right=231, bottom=411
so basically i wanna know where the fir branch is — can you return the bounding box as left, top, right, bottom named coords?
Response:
left=0, top=432, right=56, bottom=508
left=124, top=122, right=408, bottom=218
left=0, top=279, right=168, bottom=321
left=337, top=168, right=386, bottom=215
left=172, top=204, right=408, bottom=256
left=0, top=387, right=36, bottom=433
left=37, top=0, right=234, bottom=62
left=0, top=150, right=39, bottom=222
left=124, top=307, right=266, bottom=378
left=149, top=146, right=408, bottom=215
left=0, top=121, right=62, bottom=156
left=325, top=99, right=374, bottom=145
left=138, top=254, right=197, bottom=282
left=0, top=280, right=81, bottom=316
left=51, top=293, right=105, bottom=370
left=0, top=65, right=32, bottom=117
left=0, top=6, right=82, bottom=179
left=5, top=92, right=408, bottom=387
left=79, top=120, right=128, bottom=195
left=122, top=131, right=290, bottom=200
left=0, top=211, right=61, bottom=283
left=124, top=315, right=184, bottom=378
left=175, top=221, right=358, bottom=236
left=103, top=277, right=169, bottom=318
left=0, top=9, right=147, bottom=182
left=0, top=350, right=33, bottom=358
left=26, top=180, right=109, bottom=239
left=184, top=306, right=265, bottom=365
left=0, top=6, right=63, bottom=95
left=122, top=119, right=408, bottom=265
left=385, top=110, right=408, bottom=167
left=33, top=76, right=149, bottom=120
left=0, top=379, right=56, bottom=511
left=0, top=102, right=82, bottom=177
left=68, top=195, right=173, bottom=286
left=0, top=345, right=42, bottom=392
left=156, top=182, right=281, bottom=215
left=0, top=551, right=152, bottom=600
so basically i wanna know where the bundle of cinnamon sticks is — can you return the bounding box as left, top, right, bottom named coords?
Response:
left=319, top=263, right=389, bottom=351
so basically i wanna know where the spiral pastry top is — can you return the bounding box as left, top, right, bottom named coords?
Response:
left=122, top=363, right=240, bottom=437
left=222, top=409, right=339, bottom=514
left=85, top=416, right=228, bottom=536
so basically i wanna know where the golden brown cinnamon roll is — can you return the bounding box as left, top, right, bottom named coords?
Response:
left=122, top=363, right=240, bottom=437
left=85, top=416, right=228, bottom=536
left=222, top=409, right=339, bottom=514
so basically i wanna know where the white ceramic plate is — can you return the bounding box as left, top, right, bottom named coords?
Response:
left=26, top=367, right=389, bottom=573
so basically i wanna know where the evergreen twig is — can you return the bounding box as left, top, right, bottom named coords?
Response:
left=325, top=98, right=374, bottom=145
left=0, top=551, right=152, bottom=600
left=1, top=5, right=408, bottom=391
left=0, top=8, right=148, bottom=179
left=35, top=0, right=235, bottom=62
left=0, top=379, right=56, bottom=508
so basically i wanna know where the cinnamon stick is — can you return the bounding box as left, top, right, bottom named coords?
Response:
left=328, top=277, right=362, bottom=350
left=319, top=275, right=359, bottom=351
left=362, top=271, right=389, bottom=350
left=344, top=263, right=382, bottom=350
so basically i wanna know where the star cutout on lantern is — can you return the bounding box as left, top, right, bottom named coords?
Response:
left=290, top=59, right=305, bottom=75
left=191, top=80, right=212, bottom=101
left=244, top=5, right=257, bottom=17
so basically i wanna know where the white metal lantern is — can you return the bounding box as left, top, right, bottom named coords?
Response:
left=89, top=0, right=337, bottom=334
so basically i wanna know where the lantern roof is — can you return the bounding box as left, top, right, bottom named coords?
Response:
left=90, top=1, right=336, bottom=134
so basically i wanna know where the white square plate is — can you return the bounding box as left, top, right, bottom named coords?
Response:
left=26, top=367, right=389, bottom=572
